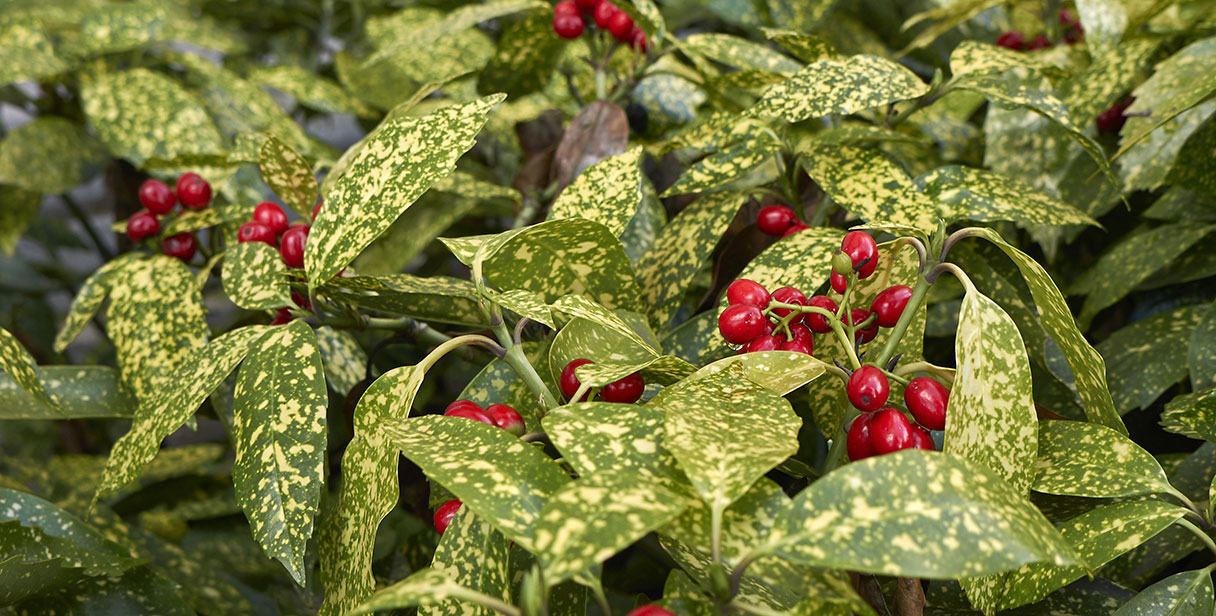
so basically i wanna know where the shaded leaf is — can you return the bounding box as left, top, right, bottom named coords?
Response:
left=259, top=134, right=318, bottom=219
left=1033, top=420, right=1174, bottom=499
left=1098, top=304, right=1207, bottom=414
left=315, top=326, right=368, bottom=396
left=1161, top=389, right=1216, bottom=443
left=0, top=366, right=132, bottom=420
left=1116, top=37, right=1216, bottom=159
left=320, top=274, right=484, bottom=327
left=422, top=508, right=512, bottom=616
left=917, top=165, right=1098, bottom=228
left=750, top=54, right=928, bottom=122
left=1111, top=567, right=1215, bottom=616
left=0, top=325, right=59, bottom=413
left=0, top=117, right=108, bottom=194
left=249, top=64, right=377, bottom=118
left=661, top=133, right=780, bottom=197
left=350, top=568, right=488, bottom=616
left=477, top=11, right=563, bottom=99
left=682, top=33, right=801, bottom=76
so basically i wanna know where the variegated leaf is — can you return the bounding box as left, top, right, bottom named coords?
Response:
left=1061, top=38, right=1159, bottom=124
left=761, top=28, right=834, bottom=64
left=1111, top=567, right=1215, bottom=616
left=221, top=242, right=290, bottom=311
left=661, top=311, right=717, bottom=364
left=660, top=351, right=829, bottom=401
left=917, top=165, right=1097, bottom=227
left=661, top=133, right=780, bottom=197
left=1098, top=304, right=1207, bottom=414
left=1076, top=0, right=1127, bottom=57
left=896, top=0, right=1002, bottom=55
left=802, top=146, right=940, bottom=234
left=249, top=64, right=378, bottom=118
left=544, top=402, right=690, bottom=495
left=307, top=95, right=504, bottom=285
left=422, top=508, right=512, bottom=616
left=355, top=193, right=479, bottom=276
left=161, top=203, right=250, bottom=236
left=259, top=134, right=318, bottom=219
left=0, top=185, right=39, bottom=256
left=750, top=54, right=927, bottom=122
left=0, top=326, right=59, bottom=413
left=0, top=366, right=132, bottom=420
left=0, top=19, right=68, bottom=86
left=765, top=450, right=1079, bottom=578
left=350, top=568, right=485, bottom=616
left=95, top=326, right=272, bottom=500
left=682, top=33, right=801, bottom=76
left=314, top=326, right=367, bottom=395
left=362, top=0, right=546, bottom=69
left=477, top=11, right=563, bottom=99
left=460, top=341, right=553, bottom=433
left=232, top=320, right=326, bottom=586
left=0, top=488, right=138, bottom=578
left=1033, top=420, right=1174, bottom=499
left=948, top=41, right=1068, bottom=80
left=1116, top=37, right=1216, bottom=159
left=321, top=274, right=484, bottom=326
left=492, top=289, right=554, bottom=329
left=1162, top=389, right=1216, bottom=442
left=0, top=116, right=108, bottom=194
left=1119, top=98, right=1216, bottom=193
left=548, top=148, right=645, bottom=237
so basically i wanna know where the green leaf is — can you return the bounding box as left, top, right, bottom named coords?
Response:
left=1098, top=304, right=1207, bottom=414
left=0, top=325, right=59, bottom=413
left=761, top=28, right=834, bottom=64
left=0, top=117, right=108, bottom=194
left=385, top=415, right=571, bottom=552
left=492, top=289, right=555, bottom=329
left=460, top=341, right=552, bottom=433
left=95, top=326, right=271, bottom=500
left=221, top=242, right=290, bottom=311
left=661, top=133, right=780, bottom=197
left=1161, top=389, right=1216, bottom=442
left=968, top=228, right=1126, bottom=434
left=259, top=134, right=319, bottom=220
left=60, top=3, right=241, bottom=57
left=307, top=95, right=504, bottom=285
left=232, top=320, right=326, bottom=586
left=249, top=64, right=378, bottom=118
left=363, top=0, right=546, bottom=70
left=477, top=11, right=563, bottom=99
left=948, top=41, right=1068, bottom=80
left=1111, top=567, right=1215, bottom=616
left=355, top=192, right=479, bottom=276
left=321, top=274, right=484, bottom=327
left=655, top=369, right=799, bottom=514
left=161, top=202, right=250, bottom=237
left=350, top=568, right=491, bottom=616
left=1076, top=0, right=1127, bottom=57
left=0, top=488, right=138, bottom=577
left=764, top=451, right=1079, bottom=578
left=548, top=148, right=645, bottom=237
left=896, top=0, right=1002, bottom=55
left=635, top=192, right=744, bottom=327
left=422, top=508, right=513, bottom=616
left=80, top=68, right=224, bottom=168
left=917, top=165, right=1098, bottom=227
left=681, top=33, right=801, bottom=76
left=1061, top=38, right=1160, bottom=125
left=314, top=326, right=368, bottom=396
left=1120, top=98, right=1216, bottom=193
left=0, top=19, right=68, bottom=86
left=749, top=54, right=928, bottom=123
left=1116, top=37, right=1216, bottom=160
left=0, top=366, right=132, bottom=420
left=536, top=471, right=689, bottom=584
left=1033, top=420, right=1175, bottom=499
left=53, top=254, right=140, bottom=353
left=0, top=185, right=40, bottom=255
left=802, top=146, right=940, bottom=235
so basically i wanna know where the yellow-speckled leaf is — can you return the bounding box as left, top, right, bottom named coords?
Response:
left=535, top=471, right=688, bottom=584
left=349, top=568, right=486, bottom=616
left=59, top=3, right=242, bottom=57
left=636, top=192, right=744, bottom=327
left=550, top=294, right=657, bottom=358
left=761, top=29, right=834, bottom=64
left=80, top=68, right=224, bottom=168
left=356, top=193, right=478, bottom=276
left=1061, top=38, right=1160, bottom=125
left=749, top=55, right=928, bottom=123
left=320, top=274, right=484, bottom=327
left=661, top=133, right=780, bottom=197
left=1116, top=37, right=1216, bottom=160
left=726, top=228, right=845, bottom=313
left=0, top=185, right=39, bottom=255
left=766, top=450, right=1079, bottom=578
left=1111, top=567, right=1215, bottom=616
left=1162, top=388, right=1216, bottom=442
left=1119, top=99, right=1216, bottom=193
left=0, top=19, right=68, bottom=86
left=765, top=0, right=835, bottom=38
left=249, top=64, right=377, bottom=118
left=477, top=11, right=563, bottom=99
left=1076, top=0, right=1127, bottom=57
left=161, top=202, right=250, bottom=236
left=0, top=488, right=139, bottom=578
left=948, top=41, right=1068, bottom=80
left=802, top=146, right=940, bottom=235
left=1098, top=304, right=1207, bottom=415
left=0, top=326, right=59, bottom=413
left=659, top=351, right=829, bottom=401
left=0, top=366, right=132, bottom=420
left=492, top=289, right=555, bottom=329
left=53, top=253, right=142, bottom=353
left=221, top=242, right=290, bottom=311
left=917, top=165, right=1098, bottom=227
left=548, top=148, right=645, bottom=237
left=0, top=117, right=107, bottom=194
left=682, top=33, right=802, bottom=76
left=1033, top=420, right=1173, bottom=499
left=259, top=134, right=318, bottom=219
left=232, top=320, right=326, bottom=586
left=95, top=326, right=271, bottom=501
left=422, top=508, right=512, bottom=616
left=460, top=341, right=552, bottom=432
left=363, top=0, right=546, bottom=69
left=896, top=0, right=1002, bottom=55
left=307, top=95, right=504, bottom=285
left=968, top=228, right=1125, bottom=433
left=314, top=326, right=367, bottom=396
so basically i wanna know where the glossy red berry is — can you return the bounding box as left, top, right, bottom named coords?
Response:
left=626, top=606, right=675, bottom=616
left=846, top=366, right=889, bottom=413
left=995, top=30, right=1024, bottom=50
left=574, top=0, right=600, bottom=9
left=870, top=285, right=913, bottom=328
left=778, top=323, right=814, bottom=346
left=744, top=334, right=782, bottom=353
left=726, top=279, right=770, bottom=308
left=162, top=233, right=197, bottom=261
left=553, top=13, right=584, bottom=38
left=846, top=308, right=879, bottom=344
left=601, top=372, right=644, bottom=404
left=846, top=414, right=875, bottom=461
left=756, top=205, right=795, bottom=236
left=830, top=270, right=847, bottom=294
left=253, top=202, right=290, bottom=235
left=444, top=400, right=494, bottom=426
left=631, top=27, right=648, bottom=53
left=554, top=0, right=580, bottom=15
left=607, top=10, right=634, bottom=41
left=905, top=376, right=949, bottom=431
left=718, top=305, right=767, bottom=345
left=781, top=223, right=810, bottom=238
left=312, top=200, right=323, bottom=221
left=126, top=211, right=160, bottom=242
left=238, top=221, right=276, bottom=245
left=138, top=179, right=176, bottom=214
left=290, top=290, right=311, bottom=310
left=434, top=499, right=462, bottom=535
left=1027, top=34, right=1051, bottom=50
left=270, top=307, right=292, bottom=325
left=560, top=358, right=594, bottom=400
left=176, top=173, right=211, bottom=210
left=805, top=296, right=838, bottom=334
left=280, top=225, right=308, bottom=268
left=1096, top=97, right=1134, bottom=133
left=909, top=424, right=935, bottom=451
left=593, top=1, right=618, bottom=28
left=779, top=339, right=812, bottom=355
left=840, top=231, right=878, bottom=279
left=486, top=404, right=526, bottom=436
left=770, top=287, right=808, bottom=324
left=870, top=408, right=914, bottom=454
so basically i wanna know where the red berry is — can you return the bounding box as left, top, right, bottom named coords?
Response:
left=909, top=424, right=935, bottom=451
left=830, top=270, right=847, bottom=294
left=434, top=499, right=462, bottom=535
left=601, top=372, right=644, bottom=404
left=779, top=339, right=812, bottom=355
left=560, top=358, right=594, bottom=400
left=312, top=200, right=323, bottom=221
left=846, top=414, right=876, bottom=461
left=870, top=285, right=913, bottom=328
left=126, top=211, right=160, bottom=242
left=1096, top=97, right=1134, bottom=133
left=607, top=10, right=633, bottom=41
left=574, top=0, right=600, bottom=10
left=290, top=290, right=311, bottom=311
left=995, top=30, right=1025, bottom=50
left=805, top=296, right=838, bottom=334
left=280, top=225, right=309, bottom=268
left=270, top=307, right=292, bottom=325
left=840, top=231, right=878, bottom=279
left=176, top=173, right=211, bottom=210
left=253, top=202, right=290, bottom=235
left=162, top=233, right=197, bottom=261
left=485, top=404, right=526, bottom=436
left=1064, top=24, right=1083, bottom=44
left=756, top=205, right=795, bottom=236
left=593, top=1, right=618, bottom=28
left=870, top=408, right=914, bottom=454
left=1027, top=34, right=1051, bottom=50
left=444, top=400, right=494, bottom=426
left=238, top=221, right=276, bottom=245
left=553, top=13, right=584, bottom=38
left=726, top=279, right=770, bottom=308
left=744, top=334, right=782, bottom=353
left=1058, top=9, right=1077, bottom=25
left=627, top=606, right=675, bottom=616
left=554, top=0, right=580, bottom=15
left=846, top=308, right=879, bottom=344
left=846, top=366, right=889, bottom=413
left=631, top=27, right=648, bottom=53
left=778, top=324, right=815, bottom=346
left=770, top=287, right=808, bottom=324
left=905, top=376, right=949, bottom=431
left=781, top=223, right=810, bottom=238
left=718, top=305, right=767, bottom=345
left=138, top=179, right=176, bottom=214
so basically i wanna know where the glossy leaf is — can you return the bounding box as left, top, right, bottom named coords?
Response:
left=1033, top=420, right=1174, bottom=499
left=1116, top=37, right=1216, bottom=159
left=1119, top=99, right=1216, bottom=193
left=0, top=365, right=131, bottom=420
left=548, top=148, right=645, bottom=237
left=221, top=242, right=290, bottom=311
left=350, top=568, right=488, bottom=616
left=1076, top=0, right=1127, bottom=57
left=259, top=134, right=318, bottom=219
left=750, top=55, right=928, bottom=122
left=0, top=116, right=108, bottom=194
left=917, top=165, right=1098, bottom=227
left=682, top=33, right=801, bottom=75
left=1098, top=304, right=1207, bottom=414
left=0, top=325, right=59, bottom=414
left=315, top=326, right=368, bottom=396
left=1161, top=389, right=1216, bottom=443
left=363, top=0, right=546, bottom=69
left=477, top=11, right=563, bottom=99
left=1111, top=567, right=1215, bottom=616
left=422, top=508, right=512, bottom=616
left=803, top=146, right=940, bottom=235
left=321, top=274, right=484, bottom=326
left=661, top=133, right=780, bottom=197
left=0, top=488, right=138, bottom=577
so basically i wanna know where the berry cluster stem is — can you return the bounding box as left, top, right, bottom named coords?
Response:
left=766, top=302, right=861, bottom=370
left=873, top=273, right=933, bottom=369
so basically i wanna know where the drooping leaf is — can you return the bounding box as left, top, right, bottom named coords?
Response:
left=249, top=64, right=378, bottom=118
left=1110, top=567, right=1215, bottom=616
left=259, top=134, right=318, bottom=219
left=681, top=33, right=802, bottom=76
left=350, top=568, right=492, bottom=616
left=1098, top=304, right=1207, bottom=414
left=422, top=507, right=513, bottom=616
left=550, top=100, right=630, bottom=191
left=0, top=116, right=108, bottom=194
left=749, top=55, right=928, bottom=123
left=221, top=242, right=290, bottom=311
left=0, top=366, right=132, bottom=420
left=896, top=0, right=1003, bottom=56
left=948, top=41, right=1068, bottom=81
left=1033, top=420, right=1175, bottom=499
left=548, top=148, right=645, bottom=237
left=0, top=488, right=138, bottom=578
left=320, top=274, right=484, bottom=327
left=1119, top=99, right=1216, bottom=193
left=761, top=28, right=834, bottom=64
left=0, top=326, right=59, bottom=413
left=1161, top=389, right=1216, bottom=443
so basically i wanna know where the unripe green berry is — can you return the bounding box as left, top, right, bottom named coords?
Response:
left=832, top=251, right=853, bottom=276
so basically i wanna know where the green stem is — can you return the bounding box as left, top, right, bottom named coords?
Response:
left=823, top=406, right=860, bottom=473
left=1167, top=486, right=1206, bottom=521
left=727, top=601, right=785, bottom=616
left=505, top=344, right=560, bottom=414
left=874, top=272, right=933, bottom=369
left=590, top=584, right=612, bottom=616
left=728, top=551, right=763, bottom=597
left=450, top=587, right=523, bottom=616
left=893, top=361, right=955, bottom=384
left=1176, top=518, right=1216, bottom=558
left=62, top=194, right=113, bottom=260
left=711, top=504, right=724, bottom=565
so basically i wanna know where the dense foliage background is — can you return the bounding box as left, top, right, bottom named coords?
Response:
left=1, top=0, right=1215, bottom=614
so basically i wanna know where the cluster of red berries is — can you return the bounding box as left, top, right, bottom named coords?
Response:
left=1096, top=97, right=1135, bottom=134
left=237, top=200, right=322, bottom=269
left=432, top=399, right=527, bottom=535
left=552, top=0, right=647, bottom=52
left=845, top=368, right=950, bottom=461
left=995, top=10, right=1083, bottom=51
left=128, top=173, right=214, bottom=261
left=755, top=205, right=808, bottom=238
left=559, top=358, right=645, bottom=403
